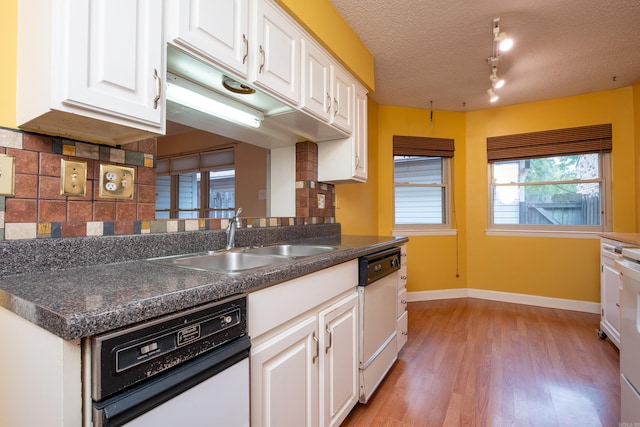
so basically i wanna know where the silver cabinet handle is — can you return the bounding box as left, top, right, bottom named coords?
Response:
left=401, top=275, right=407, bottom=280
left=355, top=153, right=359, bottom=168
left=242, top=34, right=248, bottom=64
left=325, top=327, right=332, bottom=353
left=402, top=330, right=408, bottom=336
left=401, top=299, right=407, bottom=305
left=153, top=69, right=161, bottom=110
left=312, top=331, right=319, bottom=364
left=333, top=98, right=339, bottom=116
left=326, top=93, right=331, bottom=113
left=259, top=45, right=265, bottom=73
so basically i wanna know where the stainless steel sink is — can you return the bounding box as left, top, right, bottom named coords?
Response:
left=244, top=244, right=336, bottom=257
left=147, top=251, right=290, bottom=273
left=147, top=244, right=336, bottom=274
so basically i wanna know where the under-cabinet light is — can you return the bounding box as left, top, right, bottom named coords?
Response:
left=166, top=75, right=264, bottom=129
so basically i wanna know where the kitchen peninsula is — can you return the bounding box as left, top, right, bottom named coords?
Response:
left=0, top=224, right=407, bottom=426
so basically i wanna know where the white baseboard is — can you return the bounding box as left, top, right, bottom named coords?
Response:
left=407, top=288, right=600, bottom=314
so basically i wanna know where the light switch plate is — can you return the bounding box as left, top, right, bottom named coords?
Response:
left=0, top=155, right=16, bottom=196
left=60, top=159, right=87, bottom=196
left=99, top=164, right=135, bottom=199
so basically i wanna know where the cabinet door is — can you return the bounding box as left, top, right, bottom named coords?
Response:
left=397, top=310, right=408, bottom=352
left=253, top=0, right=301, bottom=105
left=65, top=0, right=164, bottom=127
left=601, top=257, right=621, bottom=345
left=251, top=315, right=319, bottom=427
left=353, top=85, right=368, bottom=180
left=168, top=0, right=250, bottom=78
left=301, top=39, right=332, bottom=122
left=318, top=293, right=358, bottom=427
left=330, top=66, right=353, bottom=134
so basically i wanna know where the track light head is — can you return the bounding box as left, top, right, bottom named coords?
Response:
left=497, top=32, right=514, bottom=52
left=487, top=88, right=499, bottom=103
left=489, top=69, right=505, bottom=89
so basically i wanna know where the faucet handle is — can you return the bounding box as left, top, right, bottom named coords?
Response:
left=235, top=207, right=243, bottom=218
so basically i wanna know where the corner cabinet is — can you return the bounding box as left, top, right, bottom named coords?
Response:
left=317, top=83, right=368, bottom=184
left=17, top=0, right=166, bottom=146
left=249, top=261, right=359, bottom=427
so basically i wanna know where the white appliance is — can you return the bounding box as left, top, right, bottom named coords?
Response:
left=358, top=248, right=401, bottom=403
left=89, top=295, right=250, bottom=426
left=616, top=248, right=640, bottom=423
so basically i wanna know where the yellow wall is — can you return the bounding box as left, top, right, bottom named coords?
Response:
left=634, top=80, right=640, bottom=231
left=375, top=106, right=468, bottom=292
left=351, top=88, right=635, bottom=302
left=0, top=0, right=17, bottom=127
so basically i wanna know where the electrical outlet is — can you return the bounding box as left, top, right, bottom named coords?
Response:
left=60, top=159, right=87, bottom=196
left=317, top=193, right=326, bottom=209
left=0, top=155, right=15, bottom=196
left=99, top=164, right=135, bottom=199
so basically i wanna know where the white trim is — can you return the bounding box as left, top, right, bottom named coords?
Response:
left=408, top=288, right=600, bottom=314
left=392, top=229, right=457, bottom=236
left=486, top=229, right=603, bottom=239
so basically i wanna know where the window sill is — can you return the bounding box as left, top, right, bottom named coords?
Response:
left=392, top=228, right=457, bottom=237
left=486, top=229, right=604, bottom=239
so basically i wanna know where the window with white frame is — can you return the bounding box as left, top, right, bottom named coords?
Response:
left=156, top=149, right=236, bottom=219
left=393, top=135, right=454, bottom=229
left=487, top=124, right=612, bottom=231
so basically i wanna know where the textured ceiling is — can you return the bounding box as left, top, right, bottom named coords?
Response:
left=329, top=0, right=640, bottom=111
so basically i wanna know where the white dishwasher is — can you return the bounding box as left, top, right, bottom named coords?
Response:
left=616, top=248, right=640, bottom=424
left=357, top=247, right=401, bottom=403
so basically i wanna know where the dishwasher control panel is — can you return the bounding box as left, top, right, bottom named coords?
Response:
left=91, top=294, right=247, bottom=401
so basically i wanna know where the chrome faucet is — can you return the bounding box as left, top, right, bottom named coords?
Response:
left=225, top=207, right=243, bottom=250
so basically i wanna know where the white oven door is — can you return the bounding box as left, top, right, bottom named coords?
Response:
left=125, top=358, right=249, bottom=427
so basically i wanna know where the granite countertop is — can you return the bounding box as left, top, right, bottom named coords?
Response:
left=0, top=232, right=407, bottom=340
left=600, top=232, right=640, bottom=246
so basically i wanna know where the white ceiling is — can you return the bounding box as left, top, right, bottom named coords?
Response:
left=329, top=0, right=640, bottom=111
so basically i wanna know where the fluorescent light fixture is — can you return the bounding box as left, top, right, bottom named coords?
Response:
left=166, top=74, right=264, bottom=129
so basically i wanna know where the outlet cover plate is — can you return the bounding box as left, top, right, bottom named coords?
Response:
left=99, top=164, right=135, bottom=199
left=0, top=155, right=15, bottom=196
left=60, top=159, right=87, bottom=196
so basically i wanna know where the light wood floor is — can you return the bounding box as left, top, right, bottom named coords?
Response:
left=342, top=298, right=620, bottom=427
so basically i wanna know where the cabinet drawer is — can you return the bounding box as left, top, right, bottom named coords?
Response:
left=400, top=245, right=408, bottom=266
left=398, top=266, right=407, bottom=289
left=397, top=311, right=408, bottom=352
left=397, top=288, right=407, bottom=318
left=248, top=260, right=358, bottom=338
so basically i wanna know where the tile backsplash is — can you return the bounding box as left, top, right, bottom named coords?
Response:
left=0, top=128, right=335, bottom=241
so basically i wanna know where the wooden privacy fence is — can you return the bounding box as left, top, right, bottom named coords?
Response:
left=522, top=194, right=600, bottom=225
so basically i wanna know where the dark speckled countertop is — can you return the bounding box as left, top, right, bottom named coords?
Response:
left=0, top=225, right=407, bottom=340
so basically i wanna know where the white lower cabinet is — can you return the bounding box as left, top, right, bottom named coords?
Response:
left=251, top=315, right=319, bottom=427
left=249, top=260, right=359, bottom=427
left=396, top=245, right=408, bottom=352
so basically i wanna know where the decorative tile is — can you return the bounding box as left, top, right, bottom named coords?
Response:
left=86, top=221, right=104, bottom=236
left=0, top=128, right=23, bottom=149
left=5, top=222, right=37, bottom=240
left=110, top=148, right=126, bottom=164
left=185, top=219, right=199, bottom=231
left=62, top=144, right=76, bottom=156
left=75, top=142, right=100, bottom=159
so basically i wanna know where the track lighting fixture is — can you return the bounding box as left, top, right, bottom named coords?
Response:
left=487, top=89, right=499, bottom=103
left=486, top=18, right=514, bottom=103
left=490, top=67, right=505, bottom=89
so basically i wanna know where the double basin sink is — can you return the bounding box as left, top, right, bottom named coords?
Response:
left=146, top=244, right=337, bottom=274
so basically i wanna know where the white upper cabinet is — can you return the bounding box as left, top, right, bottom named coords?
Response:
left=317, top=81, right=368, bottom=183
left=301, top=38, right=354, bottom=135
left=301, top=39, right=332, bottom=122
left=165, top=0, right=250, bottom=79
left=252, top=0, right=301, bottom=105
left=17, top=0, right=166, bottom=146
left=330, top=65, right=354, bottom=134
